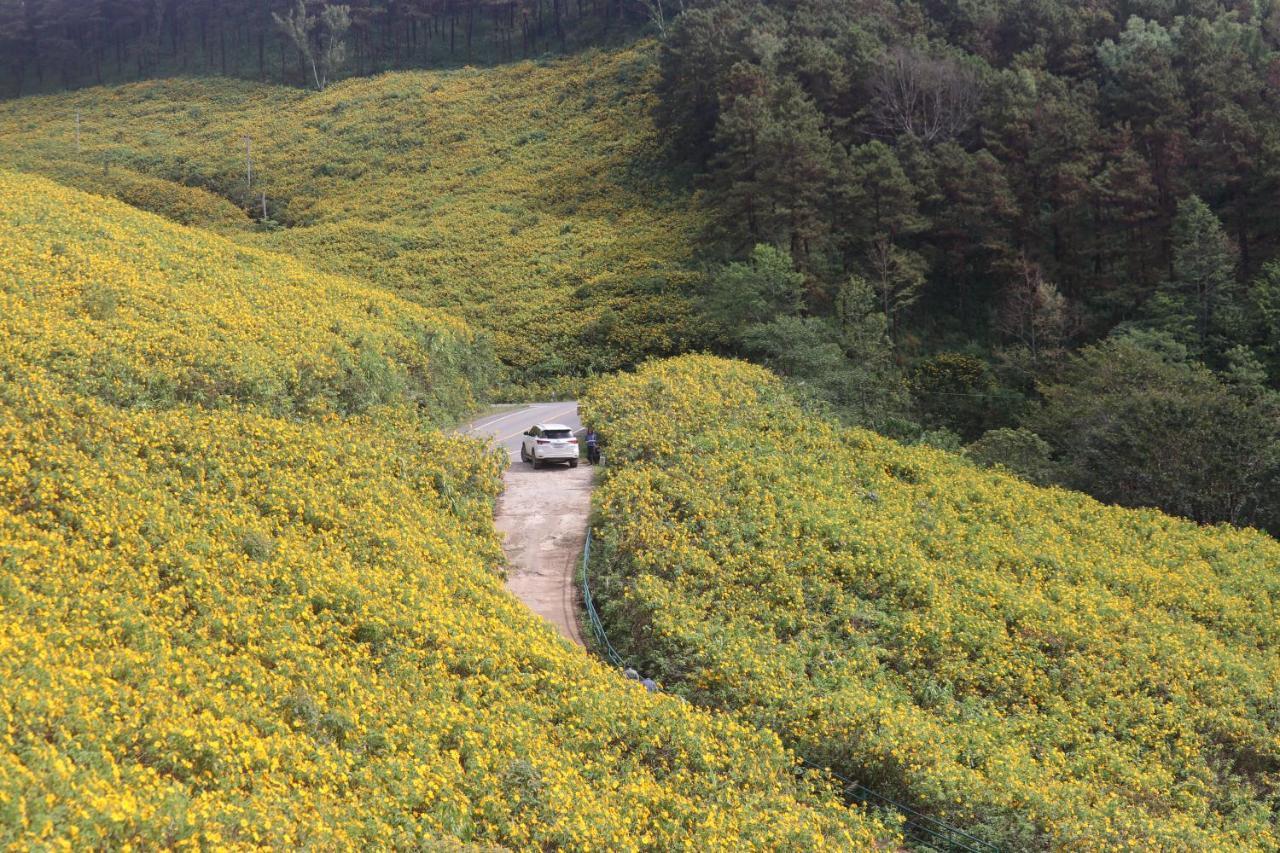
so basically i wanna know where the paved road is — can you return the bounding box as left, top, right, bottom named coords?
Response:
left=464, top=402, right=589, bottom=646
left=464, top=402, right=583, bottom=461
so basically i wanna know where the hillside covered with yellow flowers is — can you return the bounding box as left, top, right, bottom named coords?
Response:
left=0, top=173, right=893, bottom=848
left=7, top=21, right=1279, bottom=849
left=0, top=45, right=705, bottom=385
left=583, top=355, right=1280, bottom=851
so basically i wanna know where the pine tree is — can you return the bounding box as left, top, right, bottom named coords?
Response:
left=866, top=236, right=925, bottom=339
left=1097, top=16, right=1188, bottom=213
left=1090, top=125, right=1161, bottom=307
left=1247, top=263, right=1280, bottom=380
left=712, top=70, right=837, bottom=262
left=922, top=143, right=1017, bottom=313
left=840, top=141, right=925, bottom=249
left=1164, top=195, right=1239, bottom=359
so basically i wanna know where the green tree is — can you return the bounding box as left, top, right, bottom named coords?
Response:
left=1030, top=339, right=1278, bottom=529
left=1179, top=14, right=1276, bottom=277
left=866, top=236, right=925, bottom=339
left=704, top=244, right=805, bottom=344
left=656, top=0, right=771, bottom=168
left=742, top=276, right=907, bottom=429
left=839, top=141, right=928, bottom=327
left=833, top=274, right=910, bottom=424
left=919, top=142, right=1017, bottom=315
left=910, top=352, right=997, bottom=440
left=1090, top=126, right=1162, bottom=311
left=1097, top=16, right=1186, bottom=210
left=1147, top=195, right=1241, bottom=359
left=274, top=0, right=350, bottom=90
left=712, top=71, right=838, bottom=260
left=965, top=427, right=1059, bottom=486
left=840, top=141, right=926, bottom=250
left=1247, top=263, right=1280, bottom=380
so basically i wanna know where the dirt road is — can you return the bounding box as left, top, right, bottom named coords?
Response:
left=464, top=403, right=590, bottom=646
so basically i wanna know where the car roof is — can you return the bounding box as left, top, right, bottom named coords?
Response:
left=534, top=423, right=573, bottom=431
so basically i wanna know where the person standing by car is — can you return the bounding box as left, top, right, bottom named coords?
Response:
left=585, top=428, right=600, bottom=465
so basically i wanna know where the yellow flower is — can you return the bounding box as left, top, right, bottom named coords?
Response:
left=0, top=178, right=884, bottom=850
left=584, top=354, right=1280, bottom=852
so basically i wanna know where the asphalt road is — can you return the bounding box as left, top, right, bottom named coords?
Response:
left=464, top=402, right=583, bottom=461
left=465, top=402, right=590, bottom=646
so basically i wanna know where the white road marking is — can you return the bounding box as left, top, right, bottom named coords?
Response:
left=467, top=412, right=519, bottom=433
left=467, top=405, right=551, bottom=434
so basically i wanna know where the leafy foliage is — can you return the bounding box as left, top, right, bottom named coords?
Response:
left=964, top=428, right=1058, bottom=487
left=652, top=0, right=1280, bottom=520
left=704, top=244, right=803, bottom=344
left=1140, top=195, right=1244, bottom=360
left=584, top=355, right=1280, bottom=851
left=657, top=0, right=1280, bottom=317
left=1030, top=338, right=1280, bottom=530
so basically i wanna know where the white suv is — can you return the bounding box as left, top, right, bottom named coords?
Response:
left=520, top=423, right=580, bottom=468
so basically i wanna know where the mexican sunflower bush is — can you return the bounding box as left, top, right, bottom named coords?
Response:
left=584, top=354, right=1280, bottom=851
left=0, top=44, right=708, bottom=381
left=0, top=178, right=890, bottom=850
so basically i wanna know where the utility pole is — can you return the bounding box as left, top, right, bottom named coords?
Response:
left=243, top=135, right=253, bottom=199
left=261, top=192, right=268, bottom=221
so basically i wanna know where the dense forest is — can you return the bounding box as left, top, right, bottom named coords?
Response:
left=653, top=0, right=1280, bottom=532
left=3, top=0, right=1278, bottom=531
left=0, top=0, right=649, bottom=93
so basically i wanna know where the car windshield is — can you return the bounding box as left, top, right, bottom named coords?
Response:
left=543, top=429, right=572, bottom=439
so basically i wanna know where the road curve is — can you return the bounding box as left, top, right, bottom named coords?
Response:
left=464, top=402, right=590, bottom=646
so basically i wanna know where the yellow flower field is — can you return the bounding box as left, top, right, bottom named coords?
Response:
left=583, top=355, right=1280, bottom=851
left=0, top=170, right=490, bottom=419
left=0, top=177, right=892, bottom=849
left=0, top=45, right=707, bottom=382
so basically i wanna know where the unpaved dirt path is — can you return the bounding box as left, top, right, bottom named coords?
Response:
left=464, top=403, right=590, bottom=646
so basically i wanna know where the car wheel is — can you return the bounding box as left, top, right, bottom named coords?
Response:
left=569, top=458, right=579, bottom=468
left=520, top=446, right=528, bottom=463
left=532, top=457, right=542, bottom=469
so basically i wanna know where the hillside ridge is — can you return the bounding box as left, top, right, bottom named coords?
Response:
left=584, top=354, right=1280, bottom=850
left=0, top=168, right=893, bottom=850
left=0, top=44, right=707, bottom=386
